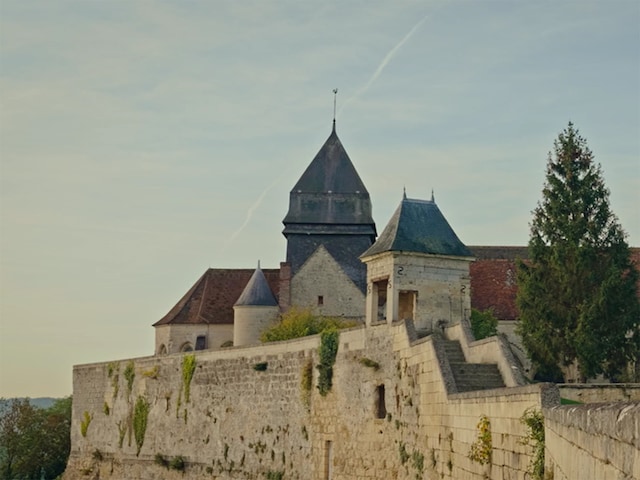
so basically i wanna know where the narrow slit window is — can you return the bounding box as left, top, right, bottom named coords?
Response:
left=376, top=384, right=387, bottom=419
left=324, top=440, right=333, bottom=480
left=318, top=295, right=324, bottom=306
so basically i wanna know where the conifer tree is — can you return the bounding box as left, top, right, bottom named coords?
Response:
left=517, top=122, right=639, bottom=382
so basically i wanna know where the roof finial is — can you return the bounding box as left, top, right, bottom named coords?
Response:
left=332, top=88, right=338, bottom=131
left=431, top=189, right=435, bottom=202
left=403, top=186, right=407, bottom=200
left=257, top=260, right=261, bottom=270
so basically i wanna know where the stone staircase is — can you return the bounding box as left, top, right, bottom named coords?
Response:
left=443, top=340, right=505, bottom=392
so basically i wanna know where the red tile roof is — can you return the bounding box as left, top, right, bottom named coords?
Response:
left=152, top=268, right=280, bottom=326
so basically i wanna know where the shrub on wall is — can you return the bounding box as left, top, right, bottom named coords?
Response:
left=107, top=362, right=120, bottom=399
left=470, top=308, right=498, bottom=340
left=520, top=408, right=545, bottom=480
left=124, top=361, right=135, bottom=399
left=182, top=354, right=196, bottom=403
left=260, top=307, right=356, bottom=342
left=80, top=411, right=92, bottom=437
left=133, top=396, right=151, bottom=456
left=317, top=328, right=339, bottom=396
left=300, top=359, right=313, bottom=407
left=469, top=415, right=492, bottom=465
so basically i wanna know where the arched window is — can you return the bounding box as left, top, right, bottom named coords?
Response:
left=180, top=342, right=193, bottom=352
left=157, top=344, right=167, bottom=355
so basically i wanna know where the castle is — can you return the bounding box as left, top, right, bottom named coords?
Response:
left=152, top=120, right=506, bottom=356
left=62, top=121, right=639, bottom=480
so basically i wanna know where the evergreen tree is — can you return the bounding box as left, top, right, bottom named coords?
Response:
left=517, top=122, right=639, bottom=382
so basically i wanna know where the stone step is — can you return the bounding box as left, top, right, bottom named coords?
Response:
left=442, top=340, right=466, bottom=363
left=449, top=362, right=505, bottom=392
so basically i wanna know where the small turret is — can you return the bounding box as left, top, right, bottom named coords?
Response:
left=233, top=262, right=280, bottom=346
left=361, top=194, right=474, bottom=332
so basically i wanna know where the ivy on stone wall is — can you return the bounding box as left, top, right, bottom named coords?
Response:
left=182, top=354, right=197, bottom=403
left=133, top=395, right=151, bottom=456
left=359, top=357, right=380, bottom=370
left=316, top=328, right=339, bottom=396
left=80, top=411, right=92, bottom=437
left=520, top=408, right=545, bottom=480
left=124, top=361, right=135, bottom=400
left=142, top=365, right=160, bottom=379
left=300, top=360, right=313, bottom=408
left=469, top=415, right=492, bottom=465
left=107, top=362, right=120, bottom=399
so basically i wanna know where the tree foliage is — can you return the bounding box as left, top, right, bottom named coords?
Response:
left=517, top=123, right=639, bottom=382
left=0, top=397, right=72, bottom=480
left=470, top=308, right=499, bottom=340
left=260, top=306, right=357, bottom=342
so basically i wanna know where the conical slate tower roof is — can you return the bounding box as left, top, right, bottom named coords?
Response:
left=362, top=194, right=472, bottom=258
left=283, top=122, right=376, bottom=227
left=234, top=262, right=278, bottom=307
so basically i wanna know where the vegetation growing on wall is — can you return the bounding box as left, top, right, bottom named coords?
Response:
left=520, top=408, right=545, bottom=480
left=300, top=359, right=313, bottom=407
left=169, top=455, right=185, bottom=471
left=469, top=415, right=492, bottom=465
left=264, top=470, right=284, bottom=480
left=116, top=420, right=126, bottom=449
left=470, top=308, right=498, bottom=340
left=316, top=328, right=339, bottom=396
left=359, top=357, right=380, bottom=370
left=260, top=306, right=356, bottom=342
left=124, top=361, right=135, bottom=399
left=107, top=362, right=120, bottom=399
left=133, top=396, right=151, bottom=456
left=182, top=354, right=196, bottom=403
left=253, top=362, right=268, bottom=371
left=142, top=365, right=159, bottom=379
left=80, top=411, right=92, bottom=437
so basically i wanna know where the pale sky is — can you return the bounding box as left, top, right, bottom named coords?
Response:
left=1, top=1, right=638, bottom=398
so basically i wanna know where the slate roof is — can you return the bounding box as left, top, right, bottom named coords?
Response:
left=234, top=263, right=278, bottom=307
left=152, top=268, right=280, bottom=326
left=361, top=196, right=473, bottom=258
left=282, top=122, right=376, bottom=229
left=290, top=121, right=369, bottom=194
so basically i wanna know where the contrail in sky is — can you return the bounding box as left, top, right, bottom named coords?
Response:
left=223, top=14, right=429, bottom=255
left=223, top=173, right=284, bottom=252
left=340, top=13, right=430, bottom=115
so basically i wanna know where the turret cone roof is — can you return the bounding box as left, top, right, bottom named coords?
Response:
left=361, top=195, right=472, bottom=258
left=234, top=262, right=278, bottom=307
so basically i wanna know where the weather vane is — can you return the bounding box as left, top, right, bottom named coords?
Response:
left=333, top=88, right=338, bottom=122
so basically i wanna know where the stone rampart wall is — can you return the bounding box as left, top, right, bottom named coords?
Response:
left=558, top=384, right=640, bottom=403
left=64, top=322, right=555, bottom=480
left=544, top=402, right=639, bottom=480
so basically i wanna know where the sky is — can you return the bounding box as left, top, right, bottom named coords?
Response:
left=1, top=1, right=638, bottom=398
